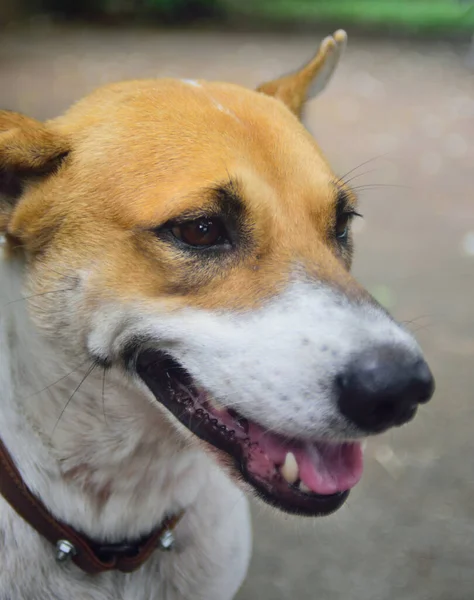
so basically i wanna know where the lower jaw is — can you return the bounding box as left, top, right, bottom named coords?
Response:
left=246, top=471, right=350, bottom=516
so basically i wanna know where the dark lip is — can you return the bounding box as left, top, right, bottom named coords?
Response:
left=134, top=348, right=350, bottom=517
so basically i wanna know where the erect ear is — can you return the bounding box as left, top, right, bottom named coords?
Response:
left=257, top=30, right=347, bottom=118
left=0, top=110, right=69, bottom=232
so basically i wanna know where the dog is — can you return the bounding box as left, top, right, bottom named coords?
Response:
left=0, top=30, right=434, bottom=599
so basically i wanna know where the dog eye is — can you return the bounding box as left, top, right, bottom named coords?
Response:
left=171, top=218, right=228, bottom=248
left=335, top=214, right=350, bottom=240
left=335, top=211, right=362, bottom=241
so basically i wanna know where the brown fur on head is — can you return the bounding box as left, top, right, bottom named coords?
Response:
left=0, top=30, right=358, bottom=322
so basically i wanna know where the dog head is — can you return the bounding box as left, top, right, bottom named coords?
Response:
left=0, top=31, right=434, bottom=516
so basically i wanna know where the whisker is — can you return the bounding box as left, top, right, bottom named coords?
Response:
left=175, top=404, right=205, bottom=432
left=336, top=168, right=379, bottom=188
left=3, top=288, right=75, bottom=308
left=40, top=266, right=79, bottom=282
left=51, top=362, right=97, bottom=438
left=401, top=314, right=434, bottom=326
left=102, top=367, right=108, bottom=427
left=338, top=154, right=389, bottom=184
left=20, top=358, right=90, bottom=401
left=350, top=183, right=411, bottom=192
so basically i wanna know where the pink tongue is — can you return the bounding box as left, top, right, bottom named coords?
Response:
left=295, top=442, right=363, bottom=495
left=257, top=431, right=364, bottom=495
left=205, top=403, right=363, bottom=495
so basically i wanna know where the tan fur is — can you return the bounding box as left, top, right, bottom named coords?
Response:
left=3, top=78, right=360, bottom=322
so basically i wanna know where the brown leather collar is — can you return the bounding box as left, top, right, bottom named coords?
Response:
left=0, top=437, right=184, bottom=575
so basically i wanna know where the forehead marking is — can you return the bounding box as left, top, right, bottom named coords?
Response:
left=210, top=98, right=241, bottom=122
left=180, top=79, right=241, bottom=123
left=181, top=79, right=201, bottom=88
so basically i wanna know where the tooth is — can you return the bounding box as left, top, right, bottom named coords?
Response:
left=281, top=452, right=299, bottom=485
left=299, top=481, right=311, bottom=494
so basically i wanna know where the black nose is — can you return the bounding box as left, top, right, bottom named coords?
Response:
left=337, top=346, right=435, bottom=434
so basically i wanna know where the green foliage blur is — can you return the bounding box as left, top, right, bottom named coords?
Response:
left=4, top=0, right=474, bottom=34
left=227, top=0, right=474, bottom=35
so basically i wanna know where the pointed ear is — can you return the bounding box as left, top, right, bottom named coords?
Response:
left=0, top=110, right=69, bottom=232
left=257, top=30, right=347, bottom=118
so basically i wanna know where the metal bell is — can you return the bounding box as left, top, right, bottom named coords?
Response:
left=55, top=539, right=77, bottom=563
left=158, top=529, right=175, bottom=551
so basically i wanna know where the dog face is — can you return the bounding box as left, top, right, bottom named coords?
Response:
left=0, top=32, right=434, bottom=517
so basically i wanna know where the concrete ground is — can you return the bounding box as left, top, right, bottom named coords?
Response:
left=1, top=25, right=473, bottom=600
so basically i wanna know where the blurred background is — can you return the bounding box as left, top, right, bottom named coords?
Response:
left=1, top=1, right=473, bottom=599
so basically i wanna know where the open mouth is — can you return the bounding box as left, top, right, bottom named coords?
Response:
left=135, top=349, right=363, bottom=517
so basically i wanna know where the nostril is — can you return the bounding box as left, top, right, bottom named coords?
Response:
left=370, top=398, right=418, bottom=430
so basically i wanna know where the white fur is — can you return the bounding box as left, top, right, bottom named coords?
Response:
left=87, top=278, right=421, bottom=441
left=181, top=79, right=201, bottom=88
left=0, top=252, right=251, bottom=600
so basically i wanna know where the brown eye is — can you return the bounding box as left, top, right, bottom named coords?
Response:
left=335, top=214, right=350, bottom=240
left=335, top=210, right=361, bottom=241
left=171, top=218, right=227, bottom=248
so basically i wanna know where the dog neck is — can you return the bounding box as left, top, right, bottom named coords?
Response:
left=0, top=249, right=209, bottom=542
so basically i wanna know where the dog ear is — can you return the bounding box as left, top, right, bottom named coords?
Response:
left=257, top=30, right=347, bottom=118
left=0, top=110, right=69, bottom=232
